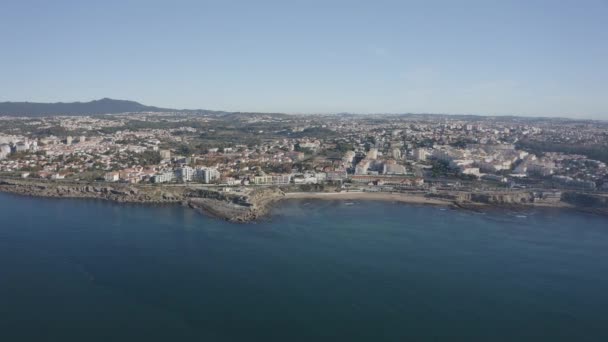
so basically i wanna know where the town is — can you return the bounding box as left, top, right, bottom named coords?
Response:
left=1, top=111, right=607, bottom=193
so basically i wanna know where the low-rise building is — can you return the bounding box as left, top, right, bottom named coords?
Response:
left=104, top=172, right=120, bottom=182
left=159, top=149, right=171, bottom=160
left=253, top=174, right=291, bottom=185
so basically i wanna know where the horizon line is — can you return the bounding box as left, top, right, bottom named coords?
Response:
left=0, top=97, right=605, bottom=121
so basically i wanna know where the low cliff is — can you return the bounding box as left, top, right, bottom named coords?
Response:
left=466, top=192, right=536, bottom=204
left=0, top=179, right=184, bottom=203
left=430, top=191, right=535, bottom=205
left=0, top=178, right=285, bottom=223
left=561, top=192, right=608, bottom=214
left=187, top=187, right=284, bottom=222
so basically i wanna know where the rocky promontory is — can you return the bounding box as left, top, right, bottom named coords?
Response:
left=0, top=178, right=284, bottom=222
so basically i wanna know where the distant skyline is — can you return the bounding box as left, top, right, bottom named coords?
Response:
left=1, top=0, right=607, bottom=119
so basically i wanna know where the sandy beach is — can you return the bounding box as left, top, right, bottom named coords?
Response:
left=283, top=191, right=452, bottom=206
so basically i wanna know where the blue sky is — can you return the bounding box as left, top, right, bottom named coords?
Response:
left=1, top=0, right=607, bottom=118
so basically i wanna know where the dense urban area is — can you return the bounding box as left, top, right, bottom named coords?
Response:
left=1, top=110, right=607, bottom=193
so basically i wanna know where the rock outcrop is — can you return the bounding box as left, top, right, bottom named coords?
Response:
left=429, top=191, right=536, bottom=205
left=0, top=179, right=183, bottom=203
left=561, top=192, right=608, bottom=215
left=186, top=187, right=284, bottom=222
left=0, top=178, right=285, bottom=223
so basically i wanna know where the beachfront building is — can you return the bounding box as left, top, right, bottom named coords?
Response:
left=350, top=175, right=424, bottom=186
left=152, top=171, right=175, bottom=183
left=293, top=173, right=318, bottom=184
left=326, top=170, right=348, bottom=182
left=177, top=166, right=195, bottom=182
left=355, top=159, right=371, bottom=175
left=383, top=160, right=407, bottom=175
left=195, top=167, right=220, bottom=184
left=253, top=174, right=292, bottom=185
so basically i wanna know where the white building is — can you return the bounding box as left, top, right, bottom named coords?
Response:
left=0, top=144, right=11, bottom=159
left=195, top=167, right=220, bottom=183
left=326, top=170, right=348, bottom=182
left=383, top=163, right=407, bottom=175
left=461, top=167, right=481, bottom=178
left=51, top=173, right=65, bottom=180
left=391, top=148, right=402, bottom=160
left=366, top=148, right=378, bottom=160
left=343, top=151, right=356, bottom=164
left=413, top=148, right=428, bottom=161
left=104, top=172, right=120, bottom=182
left=253, top=175, right=291, bottom=185
left=293, top=173, right=318, bottom=184
left=178, top=166, right=195, bottom=182
left=355, top=159, right=371, bottom=175
left=14, top=142, right=30, bottom=152
left=152, top=171, right=175, bottom=183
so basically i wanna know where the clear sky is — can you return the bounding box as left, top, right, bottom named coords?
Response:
left=1, top=0, right=607, bottom=118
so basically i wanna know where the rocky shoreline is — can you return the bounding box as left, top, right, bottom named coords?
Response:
left=0, top=178, right=285, bottom=223
left=1, top=178, right=607, bottom=221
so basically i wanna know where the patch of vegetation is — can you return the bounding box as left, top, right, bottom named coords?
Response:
left=138, top=150, right=162, bottom=165
left=288, top=127, right=337, bottom=139
left=517, top=140, right=608, bottom=163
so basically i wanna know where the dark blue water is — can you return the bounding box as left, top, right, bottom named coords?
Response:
left=1, top=193, right=608, bottom=341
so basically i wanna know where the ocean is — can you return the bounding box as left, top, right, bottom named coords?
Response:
left=1, top=193, right=607, bottom=341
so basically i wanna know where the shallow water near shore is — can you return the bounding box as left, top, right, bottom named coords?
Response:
left=1, top=193, right=608, bottom=341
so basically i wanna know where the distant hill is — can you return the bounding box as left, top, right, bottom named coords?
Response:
left=0, top=98, right=175, bottom=116
left=0, top=98, right=594, bottom=122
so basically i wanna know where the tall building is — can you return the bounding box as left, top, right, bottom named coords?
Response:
left=195, top=167, right=220, bottom=183
left=343, top=151, right=356, bottom=163
left=0, top=144, right=10, bottom=159
left=152, top=171, right=175, bottom=183
left=391, top=148, right=402, bottom=160
left=355, top=159, right=371, bottom=175
left=66, top=136, right=73, bottom=145
left=413, top=148, right=427, bottom=161
left=366, top=148, right=378, bottom=160
left=178, top=166, right=195, bottom=182
left=79, top=136, right=86, bottom=143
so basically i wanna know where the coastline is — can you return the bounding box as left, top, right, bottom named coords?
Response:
left=1, top=178, right=607, bottom=222
left=279, top=191, right=577, bottom=215
left=283, top=191, right=452, bottom=206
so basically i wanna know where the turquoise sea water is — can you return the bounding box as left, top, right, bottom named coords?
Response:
left=1, top=193, right=608, bottom=341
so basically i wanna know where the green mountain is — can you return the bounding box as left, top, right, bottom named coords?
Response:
left=0, top=98, right=174, bottom=116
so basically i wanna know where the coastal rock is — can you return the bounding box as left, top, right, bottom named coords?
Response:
left=561, top=192, right=608, bottom=214
left=1, top=178, right=605, bottom=222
